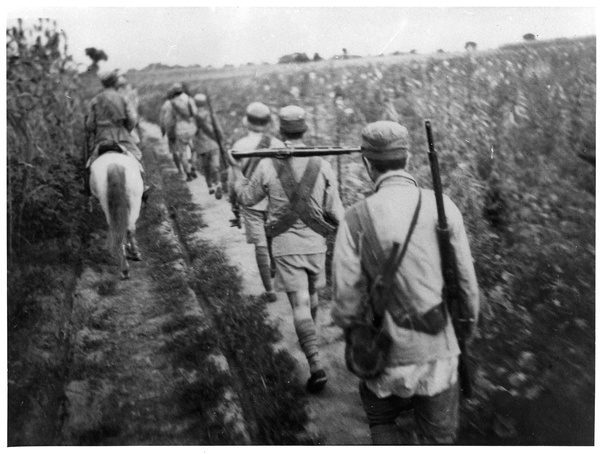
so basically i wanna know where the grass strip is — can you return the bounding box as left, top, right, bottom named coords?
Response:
left=157, top=155, right=318, bottom=445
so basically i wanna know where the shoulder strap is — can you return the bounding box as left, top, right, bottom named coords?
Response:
left=266, top=158, right=329, bottom=237
left=170, top=98, right=191, bottom=119
left=348, top=191, right=422, bottom=321
left=374, top=190, right=422, bottom=319
left=242, top=134, right=272, bottom=178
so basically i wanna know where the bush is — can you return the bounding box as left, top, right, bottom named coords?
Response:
left=7, top=18, right=87, bottom=259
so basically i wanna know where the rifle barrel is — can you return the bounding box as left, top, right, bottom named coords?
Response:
left=231, top=146, right=362, bottom=159
left=424, top=121, right=448, bottom=229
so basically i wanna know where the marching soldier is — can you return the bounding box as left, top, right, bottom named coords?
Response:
left=229, top=102, right=285, bottom=302
left=231, top=105, right=344, bottom=393
left=331, top=121, right=480, bottom=444
left=159, top=82, right=198, bottom=181
left=193, top=93, right=224, bottom=199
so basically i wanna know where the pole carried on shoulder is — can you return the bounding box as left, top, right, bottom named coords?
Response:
left=425, top=120, right=475, bottom=399
left=205, top=92, right=243, bottom=229
left=230, top=146, right=362, bottom=160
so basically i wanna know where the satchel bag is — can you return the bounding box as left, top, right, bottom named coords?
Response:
left=344, top=190, right=422, bottom=380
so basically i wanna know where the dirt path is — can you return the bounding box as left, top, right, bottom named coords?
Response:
left=173, top=124, right=371, bottom=445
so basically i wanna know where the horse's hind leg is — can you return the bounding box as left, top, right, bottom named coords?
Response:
left=126, top=230, right=142, bottom=261
left=120, top=244, right=130, bottom=280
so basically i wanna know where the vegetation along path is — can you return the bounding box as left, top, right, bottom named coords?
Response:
left=62, top=120, right=373, bottom=445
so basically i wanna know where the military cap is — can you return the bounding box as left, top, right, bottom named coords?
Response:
left=279, top=105, right=307, bottom=134
left=194, top=93, right=208, bottom=106
left=99, top=70, right=119, bottom=88
left=246, top=102, right=271, bottom=126
left=361, top=121, right=410, bottom=161
left=169, top=83, right=184, bottom=98
left=116, top=75, right=128, bottom=88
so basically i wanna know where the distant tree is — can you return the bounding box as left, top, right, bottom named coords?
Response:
left=84, top=47, right=108, bottom=73
left=465, top=41, right=477, bottom=51
left=278, top=52, right=310, bottom=64
left=342, top=48, right=348, bottom=59
left=523, top=33, right=536, bottom=41
left=409, top=49, right=418, bottom=54
left=313, top=53, right=323, bottom=61
left=437, top=49, right=445, bottom=53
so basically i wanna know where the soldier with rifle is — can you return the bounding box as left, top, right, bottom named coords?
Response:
left=193, top=92, right=224, bottom=199
left=159, top=82, right=198, bottom=182
left=331, top=121, right=479, bottom=444
left=230, top=105, right=345, bottom=394
left=228, top=102, right=285, bottom=303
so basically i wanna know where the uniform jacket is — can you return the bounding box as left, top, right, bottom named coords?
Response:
left=160, top=93, right=198, bottom=142
left=229, top=131, right=284, bottom=211
left=193, top=108, right=221, bottom=154
left=85, top=87, right=140, bottom=158
left=234, top=143, right=344, bottom=256
left=331, top=170, right=480, bottom=366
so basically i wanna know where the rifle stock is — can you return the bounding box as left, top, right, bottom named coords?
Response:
left=425, top=120, right=474, bottom=399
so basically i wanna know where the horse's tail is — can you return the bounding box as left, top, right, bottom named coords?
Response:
left=107, top=163, right=129, bottom=258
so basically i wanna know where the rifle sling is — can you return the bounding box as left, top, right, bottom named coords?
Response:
left=346, top=190, right=445, bottom=333
left=242, top=134, right=271, bottom=178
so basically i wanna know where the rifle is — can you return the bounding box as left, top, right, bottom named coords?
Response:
left=425, top=120, right=475, bottom=399
left=230, top=146, right=362, bottom=160
left=205, top=92, right=241, bottom=228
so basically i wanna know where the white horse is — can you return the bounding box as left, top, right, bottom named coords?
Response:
left=90, top=152, right=144, bottom=280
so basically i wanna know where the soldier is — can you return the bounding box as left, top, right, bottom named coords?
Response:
left=231, top=105, right=345, bottom=393
left=192, top=93, right=224, bottom=199
left=159, top=82, right=198, bottom=181
left=331, top=121, right=480, bottom=444
left=228, top=102, right=285, bottom=302
left=85, top=70, right=150, bottom=197
left=116, top=75, right=143, bottom=145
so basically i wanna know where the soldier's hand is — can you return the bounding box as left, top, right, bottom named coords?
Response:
left=227, top=149, right=241, bottom=167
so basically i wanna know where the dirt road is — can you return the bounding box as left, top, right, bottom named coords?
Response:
left=177, top=123, right=370, bottom=445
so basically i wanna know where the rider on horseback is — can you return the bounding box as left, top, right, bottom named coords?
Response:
left=85, top=70, right=151, bottom=199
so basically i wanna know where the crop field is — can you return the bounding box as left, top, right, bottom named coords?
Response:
left=131, top=36, right=596, bottom=444
left=7, top=18, right=595, bottom=445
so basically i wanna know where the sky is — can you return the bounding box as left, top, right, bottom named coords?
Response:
left=5, top=4, right=597, bottom=73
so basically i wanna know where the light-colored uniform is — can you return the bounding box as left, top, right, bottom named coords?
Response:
left=230, top=132, right=285, bottom=247
left=332, top=169, right=480, bottom=443
left=193, top=108, right=223, bottom=190
left=160, top=93, right=198, bottom=175
left=86, top=87, right=142, bottom=164
left=234, top=152, right=344, bottom=290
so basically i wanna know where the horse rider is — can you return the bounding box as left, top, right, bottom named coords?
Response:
left=192, top=93, right=224, bottom=199
left=85, top=70, right=150, bottom=198
left=159, top=82, right=198, bottom=181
